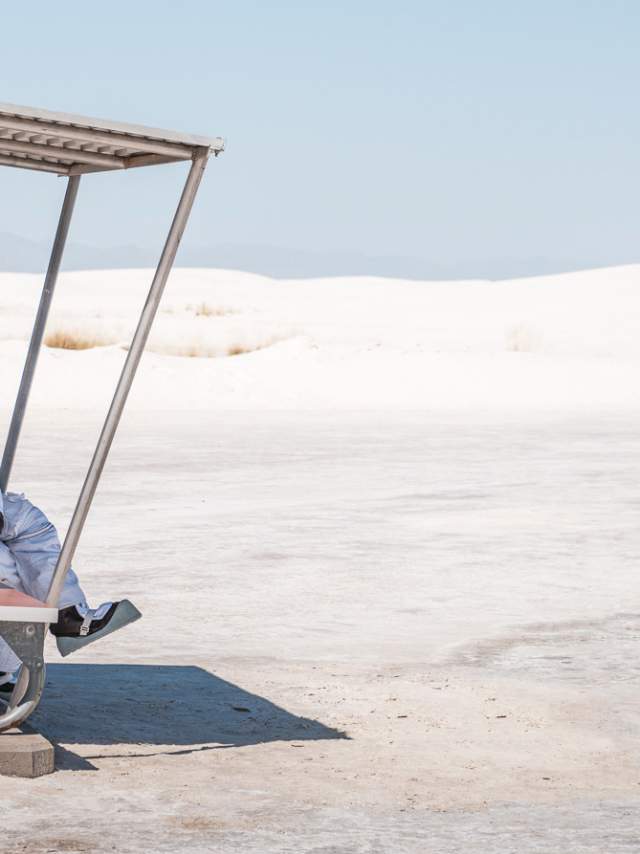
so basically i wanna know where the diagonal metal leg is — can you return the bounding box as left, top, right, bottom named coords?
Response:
left=0, top=175, right=81, bottom=494
left=0, top=623, right=46, bottom=731
left=46, top=152, right=209, bottom=608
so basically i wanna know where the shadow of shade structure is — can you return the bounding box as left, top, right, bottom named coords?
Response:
left=31, top=664, right=347, bottom=767
left=0, top=102, right=224, bottom=731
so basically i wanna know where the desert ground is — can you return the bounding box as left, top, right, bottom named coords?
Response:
left=1, top=267, right=640, bottom=852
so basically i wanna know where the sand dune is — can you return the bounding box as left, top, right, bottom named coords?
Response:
left=0, top=264, right=639, bottom=412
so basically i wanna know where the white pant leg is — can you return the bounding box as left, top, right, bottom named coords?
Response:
left=0, top=541, right=22, bottom=672
left=1, top=493, right=86, bottom=609
left=0, top=640, right=19, bottom=673
left=0, top=494, right=89, bottom=672
left=0, top=538, right=24, bottom=592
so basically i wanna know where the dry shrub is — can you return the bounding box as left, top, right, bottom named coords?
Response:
left=45, top=328, right=117, bottom=350
left=123, top=335, right=286, bottom=359
left=194, top=302, right=234, bottom=318
left=227, top=342, right=269, bottom=356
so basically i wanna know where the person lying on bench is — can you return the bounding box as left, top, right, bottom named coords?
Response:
left=0, top=490, right=139, bottom=694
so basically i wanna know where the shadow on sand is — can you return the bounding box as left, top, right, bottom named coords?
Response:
left=30, top=663, right=347, bottom=770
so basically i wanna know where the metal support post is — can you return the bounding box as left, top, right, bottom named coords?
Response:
left=46, top=152, right=209, bottom=607
left=0, top=175, right=81, bottom=493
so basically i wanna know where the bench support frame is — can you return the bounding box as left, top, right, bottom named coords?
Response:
left=0, top=623, right=46, bottom=731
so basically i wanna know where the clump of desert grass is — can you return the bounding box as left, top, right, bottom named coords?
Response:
left=161, top=303, right=236, bottom=318
left=44, top=312, right=293, bottom=359
left=45, top=327, right=119, bottom=351
left=193, top=302, right=235, bottom=318
left=226, top=341, right=276, bottom=357
left=124, top=334, right=287, bottom=359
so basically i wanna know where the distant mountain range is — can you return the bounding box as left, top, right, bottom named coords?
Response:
left=0, top=231, right=632, bottom=281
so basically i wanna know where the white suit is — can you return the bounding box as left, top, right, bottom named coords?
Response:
left=0, top=491, right=86, bottom=672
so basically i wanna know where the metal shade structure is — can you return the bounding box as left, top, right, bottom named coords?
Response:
left=0, top=102, right=224, bottom=731
left=0, top=101, right=224, bottom=175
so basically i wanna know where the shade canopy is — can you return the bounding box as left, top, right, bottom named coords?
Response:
left=0, top=101, right=224, bottom=177
left=0, top=102, right=221, bottom=733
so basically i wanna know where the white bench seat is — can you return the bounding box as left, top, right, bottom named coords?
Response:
left=0, top=589, right=58, bottom=623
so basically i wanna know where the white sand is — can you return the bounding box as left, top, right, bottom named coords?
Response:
left=1, top=267, right=639, bottom=852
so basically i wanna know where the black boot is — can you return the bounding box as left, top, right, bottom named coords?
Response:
left=50, top=603, right=119, bottom=639
left=50, top=600, right=142, bottom=658
left=0, top=672, right=15, bottom=697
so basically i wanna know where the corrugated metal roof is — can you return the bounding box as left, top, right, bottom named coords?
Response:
left=0, top=102, right=224, bottom=176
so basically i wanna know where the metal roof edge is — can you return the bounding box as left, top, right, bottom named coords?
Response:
left=0, top=101, right=224, bottom=153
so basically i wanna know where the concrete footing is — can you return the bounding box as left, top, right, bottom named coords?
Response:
left=0, top=727, right=55, bottom=778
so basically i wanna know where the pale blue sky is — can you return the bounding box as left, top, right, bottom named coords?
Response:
left=2, top=1, right=639, bottom=278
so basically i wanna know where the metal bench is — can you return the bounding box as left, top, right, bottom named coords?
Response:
left=0, top=590, right=58, bottom=730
